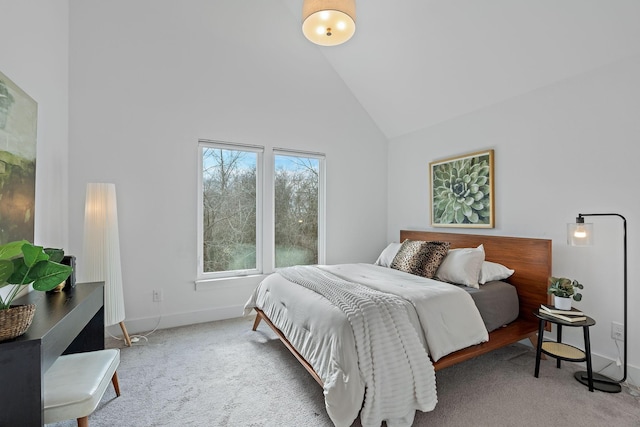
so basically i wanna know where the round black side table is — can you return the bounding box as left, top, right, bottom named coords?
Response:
left=533, top=310, right=597, bottom=392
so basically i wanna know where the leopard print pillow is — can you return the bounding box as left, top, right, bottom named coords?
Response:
left=390, top=240, right=450, bottom=278
left=420, top=241, right=450, bottom=278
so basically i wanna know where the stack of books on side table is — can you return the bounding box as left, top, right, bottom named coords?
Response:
left=540, top=304, right=587, bottom=322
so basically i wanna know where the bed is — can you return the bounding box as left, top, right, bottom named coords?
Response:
left=245, top=230, right=552, bottom=426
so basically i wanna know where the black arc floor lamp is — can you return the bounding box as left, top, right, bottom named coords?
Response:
left=567, top=213, right=627, bottom=393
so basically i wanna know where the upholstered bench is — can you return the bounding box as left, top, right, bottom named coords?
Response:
left=44, top=349, right=121, bottom=427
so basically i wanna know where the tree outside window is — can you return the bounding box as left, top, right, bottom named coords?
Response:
left=198, top=141, right=324, bottom=279
left=201, top=146, right=259, bottom=274
left=274, top=154, right=320, bottom=268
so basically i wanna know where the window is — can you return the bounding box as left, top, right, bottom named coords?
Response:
left=198, top=141, right=263, bottom=278
left=198, top=141, right=324, bottom=280
left=274, top=150, right=325, bottom=268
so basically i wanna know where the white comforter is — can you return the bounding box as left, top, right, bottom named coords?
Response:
left=244, top=263, right=488, bottom=427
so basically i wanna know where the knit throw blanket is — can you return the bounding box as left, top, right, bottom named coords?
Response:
left=278, top=266, right=437, bottom=427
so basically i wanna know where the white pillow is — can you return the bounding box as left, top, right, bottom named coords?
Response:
left=435, top=244, right=485, bottom=288
left=374, top=242, right=402, bottom=267
left=479, top=261, right=515, bottom=284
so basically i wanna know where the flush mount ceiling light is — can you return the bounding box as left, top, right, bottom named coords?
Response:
left=302, top=0, right=356, bottom=46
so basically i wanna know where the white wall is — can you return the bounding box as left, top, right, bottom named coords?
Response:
left=9, top=0, right=634, bottom=391
left=0, top=0, right=69, bottom=248
left=387, top=54, right=640, bottom=386
left=0, top=0, right=69, bottom=414
left=68, top=1, right=388, bottom=333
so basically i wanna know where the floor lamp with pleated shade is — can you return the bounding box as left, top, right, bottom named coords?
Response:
left=82, top=183, right=131, bottom=346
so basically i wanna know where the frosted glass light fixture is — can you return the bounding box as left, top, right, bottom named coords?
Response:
left=302, top=0, right=356, bottom=46
left=82, top=183, right=131, bottom=346
left=567, top=215, right=594, bottom=246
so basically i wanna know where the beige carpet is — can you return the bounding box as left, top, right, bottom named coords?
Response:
left=47, top=316, right=640, bottom=427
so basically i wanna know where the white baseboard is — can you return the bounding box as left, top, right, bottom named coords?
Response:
left=105, top=304, right=246, bottom=340
left=520, top=338, right=639, bottom=389
left=588, top=351, right=640, bottom=390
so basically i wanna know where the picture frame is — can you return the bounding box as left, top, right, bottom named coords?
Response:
left=0, top=70, right=37, bottom=243
left=429, top=149, right=494, bottom=228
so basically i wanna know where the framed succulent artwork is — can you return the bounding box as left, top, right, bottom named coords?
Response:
left=429, top=149, right=494, bottom=228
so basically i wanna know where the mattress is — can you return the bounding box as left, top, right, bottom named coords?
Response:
left=457, top=280, right=519, bottom=332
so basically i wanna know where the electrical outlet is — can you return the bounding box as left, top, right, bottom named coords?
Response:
left=153, top=289, right=163, bottom=302
left=611, top=322, right=624, bottom=341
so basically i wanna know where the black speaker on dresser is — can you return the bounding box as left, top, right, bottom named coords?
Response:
left=62, top=255, right=76, bottom=290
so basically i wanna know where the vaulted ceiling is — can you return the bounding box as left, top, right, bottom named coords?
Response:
left=284, top=0, right=640, bottom=139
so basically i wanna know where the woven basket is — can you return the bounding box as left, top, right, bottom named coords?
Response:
left=0, top=304, right=36, bottom=342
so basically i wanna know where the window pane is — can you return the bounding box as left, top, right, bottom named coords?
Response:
left=202, top=147, right=257, bottom=273
left=274, top=154, right=319, bottom=268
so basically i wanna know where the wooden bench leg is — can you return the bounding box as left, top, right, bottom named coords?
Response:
left=111, top=372, right=121, bottom=397
left=74, top=372, right=121, bottom=427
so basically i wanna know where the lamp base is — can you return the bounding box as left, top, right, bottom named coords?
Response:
left=574, top=371, right=622, bottom=393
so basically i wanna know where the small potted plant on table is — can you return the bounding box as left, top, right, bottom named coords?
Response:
left=548, top=276, right=584, bottom=310
left=0, top=240, right=73, bottom=341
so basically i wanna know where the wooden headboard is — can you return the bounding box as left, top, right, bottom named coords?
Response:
left=400, top=230, right=552, bottom=324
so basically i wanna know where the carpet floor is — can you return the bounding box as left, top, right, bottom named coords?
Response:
left=47, top=316, right=640, bottom=427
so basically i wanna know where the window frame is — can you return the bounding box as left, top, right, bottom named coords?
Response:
left=272, top=148, right=326, bottom=270
left=196, top=141, right=326, bottom=282
left=197, top=140, right=264, bottom=280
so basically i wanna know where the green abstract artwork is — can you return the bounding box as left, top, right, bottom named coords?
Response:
left=0, top=70, right=37, bottom=243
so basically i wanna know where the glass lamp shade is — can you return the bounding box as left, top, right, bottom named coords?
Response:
left=302, top=0, right=356, bottom=46
left=567, top=221, right=594, bottom=246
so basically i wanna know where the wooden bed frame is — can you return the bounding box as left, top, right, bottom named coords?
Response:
left=252, top=230, right=552, bottom=385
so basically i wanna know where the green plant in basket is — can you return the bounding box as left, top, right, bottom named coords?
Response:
left=0, top=240, right=73, bottom=310
left=547, top=276, right=584, bottom=301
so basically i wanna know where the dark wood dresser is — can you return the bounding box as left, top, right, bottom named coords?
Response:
left=0, top=282, right=104, bottom=426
